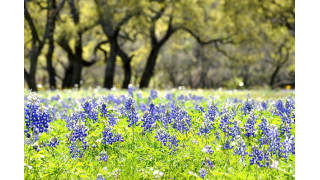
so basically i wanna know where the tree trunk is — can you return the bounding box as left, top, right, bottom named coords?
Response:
left=270, top=65, right=281, bottom=89
left=71, top=32, right=83, bottom=88
left=62, top=66, right=73, bottom=88
left=104, top=39, right=117, bottom=89
left=46, top=38, right=57, bottom=89
left=27, top=40, right=39, bottom=91
left=121, top=59, right=131, bottom=89
left=139, top=47, right=160, bottom=88
left=117, top=46, right=132, bottom=89
left=46, top=0, right=57, bottom=90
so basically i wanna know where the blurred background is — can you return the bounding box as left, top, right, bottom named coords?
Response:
left=24, top=0, right=295, bottom=91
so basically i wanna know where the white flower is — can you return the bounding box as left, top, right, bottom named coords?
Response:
left=189, top=171, right=198, bottom=176
left=202, top=145, right=213, bottom=153
left=270, top=160, right=279, bottom=169
left=153, top=170, right=159, bottom=175
left=153, top=170, right=164, bottom=178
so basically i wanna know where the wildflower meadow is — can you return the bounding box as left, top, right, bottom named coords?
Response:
left=24, top=88, right=295, bottom=179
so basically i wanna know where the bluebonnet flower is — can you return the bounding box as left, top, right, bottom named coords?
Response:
left=140, top=103, right=147, bottom=112
left=141, top=103, right=157, bottom=132
left=82, top=100, right=99, bottom=123
left=285, top=98, right=295, bottom=115
left=68, top=143, right=84, bottom=159
left=168, top=135, right=179, bottom=152
left=113, top=132, right=124, bottom=142
left=199, top=168, right=207, bottom=179
left=155, top=129, right=170, bottom=146
left=177, top=94, right=185, bottom=102
left=97, top=173, right=106, bottom=180
left=99, top=151, right=108, bottom=162
left=219, top=113, right=232, bottom=133
left=280, top=135, right=295, bottom=160
left=206, top=101, right=219, bottom=122
left=165, top=93, right=173, bottom=101
left=137, top=92, right=142, bottom=99
left=192, top=94, right=203, bottom=102
left=160, top=109, right=171, bottom=129
left=168, top=103, right=179, bottom=123
left=268, top=125, right=281, bottom=156
left=128, top=84, right=135, bottom=97
left=47, top=137, right=60, bottom=148
left=197, top=118, right=213, bottom=136
left=249, top=145, right=270, bottom=167
left=25, top=93, right=49, bottom=135
left=223, top=138, right=234, bottom=150
left=100, top=103, right=108, bottom=117
left=233, top=136, right=248, bottom=164
left=202, top=159, right=215, bottom=168
left=275, top=100, right=285, bottom=115
left=241, top=99, right=254, bottom=115
left=195, top=105, right=206, bottom=113
left=202, top=145, right=214, bottom=155
left=280, top=113, right=292, bottom=135
left=172, top=109, right=192, bottom=133
left=125, top=97, right=134, bottom=111
left=33, top=144, right=40, bottom=152
left=150, top=89, right=158, bottom=99
left=106, top=112, right=117, bottom=127
left=100, top=104, right=117, bottom=127
left=67, top=118, right=89, bottom=158
left=50, top=106, right=58, bottom=121
left=67, top=113, right=80, bottom=131
left=228, top=119, right=241, bottom=140
left=102, top=127, right=124, bottom=145
left=233, top=98, right=239, bottom=103
left=70, top=125, right=88, bottom=142
left=215, top=131, right=221, bottom=142
left=259, top=117, right=269, bottom=135
left=261, top=101, right=268, bottom=111
left=127, top=104, right=139, bottom=128
left=25, top=97, right=51, bottom=140
left=244, top=113, right=257, bottom=138
left=50, top=94, right=60, bottom=102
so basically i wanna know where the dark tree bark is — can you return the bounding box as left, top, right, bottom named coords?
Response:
left=139, top=47, right=161, bottom=88
left=269, top=65, right=281, bottom=89
left=265, top=39, right=291, bottom=89
left=57, top=0, right=99, bottom=88
left=104, top=38, right=118, bottom=88
left=117, top=47, right=132, bottom=89
left=25, top=0, right=65, bottom=91
left=139, top=14, right=175, bottom=88
left=24, top=0, right=52, bottom=91
left=46, top=0, right=66, bottom=90
left=95, top=0, right=135, bottom=89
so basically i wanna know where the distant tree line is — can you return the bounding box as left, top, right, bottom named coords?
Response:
left=24, top=0, right=295, bottom=91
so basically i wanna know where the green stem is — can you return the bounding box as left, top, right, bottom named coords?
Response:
left=132, top=125, right=135, bottom=149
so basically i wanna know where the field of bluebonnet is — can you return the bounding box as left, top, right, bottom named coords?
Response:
left=24, top=88, right=295, bottom=179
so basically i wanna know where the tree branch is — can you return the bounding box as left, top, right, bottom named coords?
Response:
left=54, top=0, right=66, bottom=17
left=177, top=26, right=233, bottom=45
left=82, top=40, right=110, bottom=67
left=24, top=0, right=41, bottom=43
left=68, top=0, right=79, bottom=24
